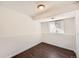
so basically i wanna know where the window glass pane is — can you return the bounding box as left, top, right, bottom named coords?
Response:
left=49, top=22, right=56, bottom=33
left=49, top=20, right=64, bottom=33
left=55, top=20, right=64, bottom=33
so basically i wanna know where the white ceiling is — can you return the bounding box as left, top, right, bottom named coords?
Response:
left=0, top=1, right=76, bottom=17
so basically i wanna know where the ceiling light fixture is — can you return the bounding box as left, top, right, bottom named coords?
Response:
left=37, top=4, right=45, bottom=10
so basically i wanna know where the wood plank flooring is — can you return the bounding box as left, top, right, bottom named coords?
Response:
left=12, top=42, right=76, bottom=58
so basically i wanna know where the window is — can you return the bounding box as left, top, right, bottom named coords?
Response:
left=49, top=22, right=56, bottom=33
left=49, top=20, right=64, bottom=33
left=41, top=20, right=64, bottom=33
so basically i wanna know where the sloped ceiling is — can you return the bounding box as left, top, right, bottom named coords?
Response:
left=0, top=1, right=78, bottom=20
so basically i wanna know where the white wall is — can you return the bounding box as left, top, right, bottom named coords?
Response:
left=0, top=7, right=41, bottom=58
left=41, top=11, right=76, bottom=52
left=0, top=7, right=41, bottom=37
left=36, top=10, right=75, bottom=22
left=75, top=11, right=79, bottom=57
left=64, top=18, right=76, bottom=35
left=42, top=33, right=76, bottom=51
left=40, top=10, right=79, bottom=57
left=41, top=22, right=49, bottom=33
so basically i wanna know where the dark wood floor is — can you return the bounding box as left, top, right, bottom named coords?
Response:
left=12, top=42, right=76, bottom=58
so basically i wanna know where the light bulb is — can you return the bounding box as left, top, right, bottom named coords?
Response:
left=37, top=4, right=45, bottom=10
